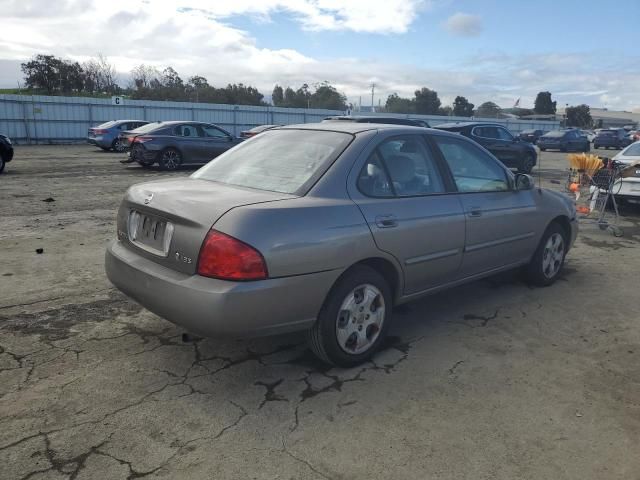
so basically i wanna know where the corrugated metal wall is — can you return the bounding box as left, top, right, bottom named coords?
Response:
left=0, top=94, right=560, bottom=144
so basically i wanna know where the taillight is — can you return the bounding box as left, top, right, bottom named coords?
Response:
left=197, top=230, right=268, bottom=281
left=135, top=136, right=154, bottom=143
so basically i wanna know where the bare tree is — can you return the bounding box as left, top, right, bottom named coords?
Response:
left=83, top=54, right=118, bottom=93
left=130, top=64, right=161, bottom=90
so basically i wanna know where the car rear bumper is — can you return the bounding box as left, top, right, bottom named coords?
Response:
left=105, top=240, right=339, bottom=338
left=130, top=145, right=159, bottom=163
left=87, top=137, right=111, bottom=148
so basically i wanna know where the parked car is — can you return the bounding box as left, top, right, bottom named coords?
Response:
left=0, top=134, right=14, bottom=174
left=518, top=129, right=545, bottom=144
left=435, top=122, right=537, bottom=173
left=125, top=121, right=243, bottom=170
left=582, top=130, right=596, bottom=142
left=323, top=116, right=430, bottom=127
left=106, top=123, right=578, bottom=366
left=593, top=128, right=632, bottom=150
left=240, top=125, right=282, bottom=138
left=88, top=120, right=149, bottom=152
left=537, top=129, right=590, bottom=152
left=609, top=142, right=640, bottom=203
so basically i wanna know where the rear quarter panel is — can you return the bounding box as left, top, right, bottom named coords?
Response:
left=213, top=196, right=397, bottom=280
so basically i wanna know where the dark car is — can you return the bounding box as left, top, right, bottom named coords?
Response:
left=593, top=128, right=633, bottom=150
left=88, top=120, right=149, bottom=151
left=126, top=121, right=243, bottom=170
left=0, top=134, right=14, bottom=174
left=519, top=129, right=545, bottom=144
left=323, top=116, right=430, bottom=128
left=240, top=124, right=282, bottom=138
left=435, top=122, right=537, bottom=173
left=537, top=129, right=590, bottom=153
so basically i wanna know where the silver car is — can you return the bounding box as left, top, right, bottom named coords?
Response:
left=106, top=123, right=578, bottom=366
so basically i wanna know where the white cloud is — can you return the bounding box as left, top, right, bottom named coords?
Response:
left=443, top=12, right=482, bottom=36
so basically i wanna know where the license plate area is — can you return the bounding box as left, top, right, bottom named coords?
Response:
left=128, top=210, right=174, bottom=257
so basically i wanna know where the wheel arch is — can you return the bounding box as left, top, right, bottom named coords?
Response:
left=550, top=215, right=572, bottom=243
left=332, top=257, right=403, bottom=305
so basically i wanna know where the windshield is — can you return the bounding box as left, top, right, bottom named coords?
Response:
left=192, top=129, right=352, bottom=195
left=622, top=143, right=640, bottom=156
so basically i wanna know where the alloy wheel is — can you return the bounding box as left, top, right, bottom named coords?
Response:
left=163, top=150, right=179, bottom=170
left=542, top=233, right=564, bottom=279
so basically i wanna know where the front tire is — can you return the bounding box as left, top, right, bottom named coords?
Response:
left=308, top=265, right=392, bottom=367
left=159, top=148, right=182, bottom=171
left=0, top=154, right=5, bottom=174
left=525, top=223, right=567, bottom=287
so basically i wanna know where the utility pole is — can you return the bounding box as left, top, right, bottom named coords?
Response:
left=370, top=83, right=376, bottom=112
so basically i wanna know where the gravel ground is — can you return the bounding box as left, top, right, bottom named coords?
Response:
left=1, top=145, right=639, bottom=480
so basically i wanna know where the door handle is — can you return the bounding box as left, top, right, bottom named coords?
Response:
left=467, top=207, right=482, bottom=218
left=375, top=214, right=398, bottom=228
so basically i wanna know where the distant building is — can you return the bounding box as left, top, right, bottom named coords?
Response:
left=519, top=108, right=639, bottom=129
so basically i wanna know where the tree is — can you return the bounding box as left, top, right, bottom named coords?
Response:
left=439, top=105, right=453, bottom=116
left=565, top=104, right=592, bottom=128
left=84, top=54, right=118, bottom=94
left=414, top=87, right=441, bottom=114
left=21, top=54, right=88, bottom=94
left=385, top=93, right=414, bottom=113
left=310, top=82, right=347, bottom=110
left=534, top=91, right=557, bottom=114
left=453, top=95, right=474, bottom=117
left=130, top=64, right=160, bottom=90
left=476, top=101, right=501, bottom=118
left=272, top=85, right=284, bottom=106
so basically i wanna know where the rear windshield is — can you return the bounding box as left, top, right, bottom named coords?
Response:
left=192, top=129, right=353, bottom=195
left=96, top=121, right=117, bottom=129
left=130, top=122, right=163, bottom=133
left=544, top=130, right=566, bottom=138
left=598, top=130, right=616, bottom=136
left=521, top=129, right=535, bottom=134
left=622, top=143, right=640, bottom=156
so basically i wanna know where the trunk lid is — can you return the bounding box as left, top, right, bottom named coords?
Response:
left=117, top=178, right=295, bottom=274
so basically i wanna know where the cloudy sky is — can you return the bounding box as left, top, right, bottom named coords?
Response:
left=2, top=0, right=639, bottom=111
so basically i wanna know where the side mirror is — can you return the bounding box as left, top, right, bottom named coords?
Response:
left=515, top=173, right=534, bottom=191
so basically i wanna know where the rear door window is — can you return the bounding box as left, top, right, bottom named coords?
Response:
left=358, top=136, right=445, bottom=197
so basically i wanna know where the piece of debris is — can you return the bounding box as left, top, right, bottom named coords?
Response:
left=575, top=412, right=583, bottom=417
left=36, top=248, right=44, bottom=254
left=42, top=197, right=55, bottom=203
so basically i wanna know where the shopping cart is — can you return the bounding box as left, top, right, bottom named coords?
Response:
left=566, top=158, right=626, bottom=237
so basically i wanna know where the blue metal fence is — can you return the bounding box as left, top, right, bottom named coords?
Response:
left=0, top=94, right=560, bottom=144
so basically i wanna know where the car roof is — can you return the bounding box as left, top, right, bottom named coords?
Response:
left=435, top=121, right=504, bottom=129
left=324, top=115, right=422, bottom=122
left=278, top=122, right=463, bottom=137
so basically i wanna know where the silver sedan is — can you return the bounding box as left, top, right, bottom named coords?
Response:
left=106, top=123, right=578, bottom=366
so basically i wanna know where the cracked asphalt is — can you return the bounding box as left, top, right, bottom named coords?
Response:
left=1, top=145, right=639, bottom=479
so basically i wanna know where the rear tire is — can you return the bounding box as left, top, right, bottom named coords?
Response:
left=308, top=265, right=392, bottom=367
left=112, top=138, right=126, bottom=153
left=159, top=148, right=182, bottom=171
left=519, top=153, right=535, bottom=174
left=0, top=154, right=5, bottom=174
left=539, top=148, right=546, bottom=152
left=525, top=223, right=567, bottom=287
